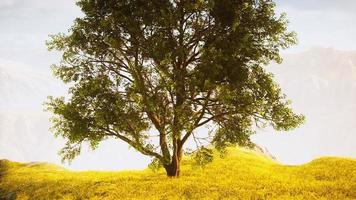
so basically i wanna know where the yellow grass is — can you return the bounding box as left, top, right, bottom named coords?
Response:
left=0, top=148, right=355, bottom=199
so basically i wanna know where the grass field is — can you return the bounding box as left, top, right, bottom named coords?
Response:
left=0, top=147, right=355, bottom=200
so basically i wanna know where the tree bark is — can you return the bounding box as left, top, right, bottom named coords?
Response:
left=164, top=161, right=180, bottom=177
left=164, top=145, right=182, bottom=177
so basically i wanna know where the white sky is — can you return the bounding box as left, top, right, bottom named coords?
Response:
left=275, top=0, right=356, bottom=52
left=0, top=0, right=356, bottom=69
left=0, top=0, right=356, bottom=170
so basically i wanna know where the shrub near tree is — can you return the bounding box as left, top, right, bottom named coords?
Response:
left=46, top=0, right=304, bottom=177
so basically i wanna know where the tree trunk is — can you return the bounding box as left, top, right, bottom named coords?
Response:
left=164, top=158, right=181, bottom=177
left=164, top=146, right=182, bottom=177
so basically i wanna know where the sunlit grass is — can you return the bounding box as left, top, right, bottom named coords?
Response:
left=1, top=148, right=355, bottom=199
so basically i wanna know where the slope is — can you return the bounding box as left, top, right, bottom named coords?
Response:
left=0, top=147, right=355, bottom=200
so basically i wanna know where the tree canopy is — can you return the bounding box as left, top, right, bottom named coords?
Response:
left=46, top=0, right=304, bottom=177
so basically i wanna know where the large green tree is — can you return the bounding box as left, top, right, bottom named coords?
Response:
left=46, top=0, right=304, bottom=177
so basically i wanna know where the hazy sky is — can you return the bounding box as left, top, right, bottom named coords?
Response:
left=0, top=0, right=356, bottom=69
left=275, top=0, right=356, bottom=52
left=1, top=0, right=356, bottom=170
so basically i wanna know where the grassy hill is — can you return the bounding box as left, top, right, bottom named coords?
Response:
left=0, top=148, right=355, bottom=200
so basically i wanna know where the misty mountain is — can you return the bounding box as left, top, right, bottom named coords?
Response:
left=0, top=59, right=64, bottom=164
left=271, top=47, right=356, bottom=113
left=253, top=48, right=356, bottom=164
left=272, top=48, right=356, bottom=132
left=0, top=59, right=63, bottom=109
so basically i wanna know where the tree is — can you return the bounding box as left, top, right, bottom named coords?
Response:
left=46, top=0, right=304, bottom=177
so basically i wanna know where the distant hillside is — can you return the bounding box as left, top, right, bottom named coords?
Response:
left=1, top=147, right=355, bottom=199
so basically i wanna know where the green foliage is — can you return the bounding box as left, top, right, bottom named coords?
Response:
left=148, top=158, right=163, bottom=173
left=1, top=148, right=355, bottom=199
left=46, top=0, right=304, bottom=175
left=192, top=147, right=214, bottom=167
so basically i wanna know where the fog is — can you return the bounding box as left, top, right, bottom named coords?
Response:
left=252, top=48, right=356, bottom=164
